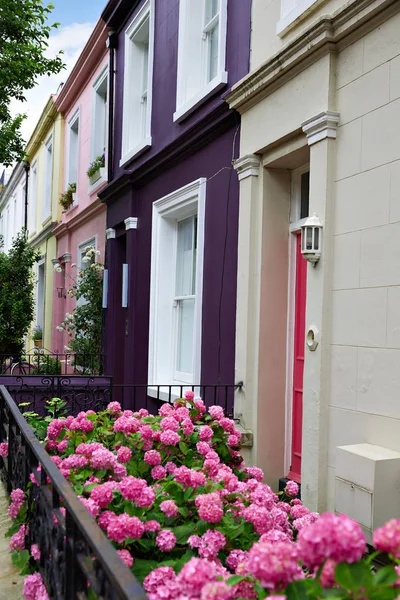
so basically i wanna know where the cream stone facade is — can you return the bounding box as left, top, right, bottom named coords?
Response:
left=228, top=0, right=400, bottom=531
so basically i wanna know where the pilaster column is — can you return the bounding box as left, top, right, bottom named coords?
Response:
left=124, top=217, right=138, bottom=385
left=233, top=154, right=262, bottom=466
left=104, top=228, right=116, bottom=376
left=300, top=111, right=340, bottom=511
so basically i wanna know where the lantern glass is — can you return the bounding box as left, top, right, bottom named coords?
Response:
left=306, top=227, right=313, bottom=250
left=314, top=227, right=319, bottom=250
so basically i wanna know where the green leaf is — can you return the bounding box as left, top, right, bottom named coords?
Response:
left=184, top=486, right=194, bottom=501
left=335, top=561, right=372, bottom=593
left=178, top=507, right=189, bottom=518
left=226, top=575, right=247, bottom=587
left=285, top=580, right=319, bottom=600
left=372, top=565, right=398, bottom=586
left=179, top=442, right=189, bottom=455
left=132, top=558, right=158, bottom=584
left=173, top=522, right=197, bottom=543
left=11, top=549, right=30, bottom=571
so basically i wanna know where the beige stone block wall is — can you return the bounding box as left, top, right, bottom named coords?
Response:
left=329, top=10, right=400, bottom=507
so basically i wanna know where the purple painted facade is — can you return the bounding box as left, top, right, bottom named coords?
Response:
left=100, top=0, right=251, bottom=387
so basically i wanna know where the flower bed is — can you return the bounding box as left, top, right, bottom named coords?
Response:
left=5, top=395, right=400, bottom=600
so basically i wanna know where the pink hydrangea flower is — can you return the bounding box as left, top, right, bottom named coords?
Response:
left=184, top=391, right=195, bottom=400
left=160, top=430, right=180, bottom=446
left=30, top=544, right=41, bottom=560
left=156, top=530, right=176, bottom=551
left=90, top=448, right=118, bottom=471
left=320, top=559, right=337, bottom=588
left=144, top=450, right=161, bottom=466
left=292, top=513, right=319, bottom=532
left=285, top=480, right=299, bottom=497
left=117, top=549, right=134, bottom=568
left=246, top=540, right=303, bottom=591
left=107, top=513, right=145, bottom=543
left=107, top=401, right=122, bottom=414
left=192, top=530, right=226, bottom=560
left=97, top=510, right=115, bottom=531
left=245, top=466, right=264, bottom=481
left=119, top=476, right=147, bottom=501
left=159, top=403, right=174, bottom=416
left=197, top=442, right=211, bottom=456
left=297, top=512, right=366, bottom=569
left=199, top=426, right=213, bottom=442
left=174, top=406, right=190, bottom=421
left=136, top=486, right=156, bottom=507
left=113, top=416, right=140, bottom=434
left=23, top=572, right=49, bottom=600
left=144, top=520, right=161, bottom=532
left=160, top=417, right=180, bottom=432
left=373, top=519, right=400, bottom=558
left=117, top=446, right=132, bottom=463
left=47, top=419, right=66, bottom=441
left=182, top=418, right=194, bottom=436
left=177, top=558, right=217, bottom=596
left=290, top=504, right=309, bottom=519
left=160, top=500, right=179, bottom=518
left=200, top=581, right=232, bottom=600
left=0, top=442, right=8, bottom=457
left=226, top=549, right=249, bottom=570
left=242, top=504, right=274, bottom=535
left=227, top=435, right=240, bottom=447
left=10, top=524, right=27, bottom=551
left=194, top=399, right=206, bottom=413
left=78, top=497, right=100, bottom=519
left=90, top=482, right=116, bottom=508
left=209, top=405, right=224, bottom=421
left=219, top=418, right=235, bottom=433
left=57, top=440, right=68, bottom=454
left=140, top=424, right=153, bottom=440
left=144, top=567, right=176, bottom=594
left=165, top=461, right=177, bottom=474
left=151, top=465, right=166, bottom=480
left=195, top=493, right=223, bottom=523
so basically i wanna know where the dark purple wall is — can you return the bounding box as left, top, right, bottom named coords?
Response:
left=101, top=0, right=251, bottom=388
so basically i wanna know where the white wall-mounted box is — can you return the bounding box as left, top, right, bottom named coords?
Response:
left=335, top=443, right=400, bottom=541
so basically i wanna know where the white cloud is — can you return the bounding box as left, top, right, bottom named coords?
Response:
left=10, top=21, right=95, bottom=146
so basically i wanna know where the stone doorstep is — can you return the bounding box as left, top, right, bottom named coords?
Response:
left=0, top=482, right=23, bottom=599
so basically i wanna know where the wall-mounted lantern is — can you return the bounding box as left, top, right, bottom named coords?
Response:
left=301, top=213, right=323, bottom=265
left=56, top=286, right=66, bottom=299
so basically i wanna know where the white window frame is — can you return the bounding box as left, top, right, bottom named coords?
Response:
left=174, top=0, right=228, bottom=123
left=277, top=0, right=326, bottom=36
left=148, top=178, right=206, bottom=388
left=66, top=108, right=80, bottom=203
left=36, top=257, right=46, bottom=330
left=284, top=164, right=310, bottom=475
left=120, top=0, right=155, bottom=167
left=29, top=160, right=38, bottom=236
left=42, top=134, right=53, bottom=223
left=90, top=67, right=108, bottom=174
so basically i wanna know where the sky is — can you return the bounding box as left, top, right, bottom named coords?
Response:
left=9, top=0, right=107, bottom=150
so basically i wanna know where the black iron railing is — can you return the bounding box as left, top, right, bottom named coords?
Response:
left=4, top=377, right=240, bottom=417
left=0, top=352, right=104, bottom=376
left=5, top=376, right=112, bottom=416
left=0, top=384, right=147, bottom=600
left=111, top=383, right=241, bottom=416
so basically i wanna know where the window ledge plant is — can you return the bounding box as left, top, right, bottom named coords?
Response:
left=32, top=326, right=42, bottom=349
left=59, top=183, right=76, bottom=212
left=87, top=154, right=105, bottom=184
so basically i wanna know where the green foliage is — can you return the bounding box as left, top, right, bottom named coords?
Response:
left=0, top=232, right=40, bottom=356
left=32, top=326, right=42, bottom=341
left=87, top=154, right=105, bottom=178
left=31, top=355, right=61, bottom=375
left=57, top=247, right=103, bottom=373
left=59, top=182, right=76, bottom=211
left=0, top=0, right=64, bottom=165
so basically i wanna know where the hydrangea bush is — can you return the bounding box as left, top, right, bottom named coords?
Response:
left=5, top=394, right=400, bottom=600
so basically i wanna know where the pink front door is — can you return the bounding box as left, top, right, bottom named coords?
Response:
left=288, top=233, right=307, bottom=482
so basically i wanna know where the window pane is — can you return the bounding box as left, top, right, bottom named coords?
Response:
left=208, top=24, right=219, bottom=82
left=176, top=217, right=196, bottom=296
left=176, top=298, right=195, bottom=374
left=300, top=171, right=310, bottom=219
left=205, top=0, right=219, bottom=22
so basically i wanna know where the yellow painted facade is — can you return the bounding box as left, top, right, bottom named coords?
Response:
left=25, top=97, right=64, bottom=352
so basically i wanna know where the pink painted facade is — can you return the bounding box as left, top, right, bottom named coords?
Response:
left=51, top=20, right=109, bottom=354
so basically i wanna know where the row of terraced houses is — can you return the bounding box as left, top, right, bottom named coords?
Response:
left=2, top=0, right=400, bottom=536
